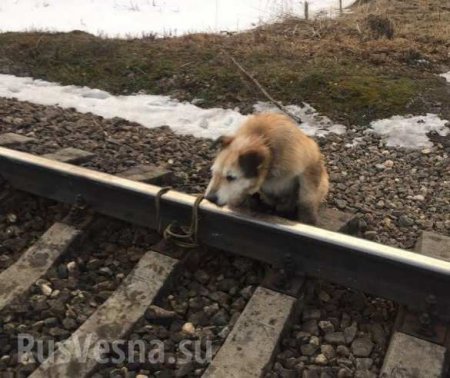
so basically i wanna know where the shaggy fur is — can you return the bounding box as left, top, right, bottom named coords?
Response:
left=205, top=113, right=329, bottom=224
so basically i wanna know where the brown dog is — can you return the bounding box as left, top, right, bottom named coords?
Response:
left=205, top=113, right=329, bottom=224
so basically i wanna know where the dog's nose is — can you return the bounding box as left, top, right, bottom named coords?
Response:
left=205, top=193, right=218, bottom=204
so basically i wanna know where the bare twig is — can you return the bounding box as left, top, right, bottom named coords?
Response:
left=226, top=54, right=302, bottom=124
left=35, top=35, right=45, bottom=50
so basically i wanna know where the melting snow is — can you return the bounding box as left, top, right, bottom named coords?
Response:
left=254, top=102, right=346, bottom=136
left=0, top=0, right=355, bottom=38
left=1, top=74, right=448, bottom=148
left=369, top=114, right=449, bottom=149
left=0, top=74, right=346, bottom=139
left=440, top=71, right=450, bottom=83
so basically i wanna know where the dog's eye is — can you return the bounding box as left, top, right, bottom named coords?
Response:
left=226, top=175, right=237, bottom=182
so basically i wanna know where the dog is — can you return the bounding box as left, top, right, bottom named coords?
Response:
left=205, top=113, right=329, bottom=225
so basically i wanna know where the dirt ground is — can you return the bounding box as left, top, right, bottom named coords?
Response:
left=0, top=0, right=449, bottom=126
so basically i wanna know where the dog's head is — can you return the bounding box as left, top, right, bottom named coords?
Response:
left=205, top=135, right=270, bottom=207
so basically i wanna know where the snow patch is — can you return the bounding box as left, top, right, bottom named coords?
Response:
left=369, top=114, right=449, bottom=149
left=0, top=0, right=355, bottom=38
left=0, top=74, right=345, bottom=139
left=345, top=137, right=363, bottom=148
left=254, top=102, right=346, bottom=137
left=440, top=71, right=450, bottom=83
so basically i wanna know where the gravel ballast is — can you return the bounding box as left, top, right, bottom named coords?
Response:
left=0, top=219, right=159, bottom=377
left=0, top=98, right=213, bottom=194
left=91, top=252, right=263, bottom=377
left=0, top=187, right=68, bottom=272
left=266, top=280, right=396, bottom=378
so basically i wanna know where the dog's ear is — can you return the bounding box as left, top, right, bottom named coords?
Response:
left=211, top=135, right=234, bottom=150
left=238, top=150, right=266, bottom=178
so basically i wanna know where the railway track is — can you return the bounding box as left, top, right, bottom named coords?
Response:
left=0, top=134, right=449, bottom=378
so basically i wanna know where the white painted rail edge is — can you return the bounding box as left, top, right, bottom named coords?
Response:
left=203, top=286, right=296, bottom=378
left=380, top=332, right=447, bottom=378
left=30, top=250, right=178, bottom=378
left=0, top=222, right=80, bottom=311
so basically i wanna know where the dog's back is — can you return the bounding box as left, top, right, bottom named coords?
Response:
left=238, top=113, right=329, bottom=223
left=237, top=113, right=325, bottom=181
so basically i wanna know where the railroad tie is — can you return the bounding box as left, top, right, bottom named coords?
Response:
left=118, top=164, right=174, bottom=186
left=202, top=286, right=297, bottom=378
left=380, top=332, right=446, bottom=378
left=0, top=222, right=80, bottom=311
left=381, top=231, right=450, bottom=377
left=42, top=147, right=96, bottom=165
left=318, top=207, right=364, bottom=235
left=29, top=250, right=178, bottom=378
left=0, top=132, right=36, bottom=148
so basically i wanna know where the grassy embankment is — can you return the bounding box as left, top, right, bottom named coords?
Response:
left=0, top=0, right=449, bottom=126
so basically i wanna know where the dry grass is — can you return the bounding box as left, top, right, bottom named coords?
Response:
left=349, top=0, right=450, bottom=42
left=0, top=0, right=448, bottom=125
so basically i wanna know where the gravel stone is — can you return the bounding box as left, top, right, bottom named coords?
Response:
left=320, top=345, right=336, bottom=360
left=302, top=320, right=319, bottom=335
left=194, top=270, right=210, bottom=284
left=203, top=303, right=220, bottom=317
left=181, top=322, right=195, bottom=335
left=239, top=285, right=253, bottom=299
left=301, top=343, right=319, bottom=356
left=44, top=317, right=58, bottom=327
left=210, top=308, right=229, bottom=326
left=369, top=323, right=387, bottom=346
left=218, top=326, right=230, bottom=339
left=39, top=283, right=53, bottom=296
left=335, top=199, right=347, bottom=210
left=318, top=290, right=331, bottom=302
left=66, top=261, right=77, bottom=272
left=318, top=320, right=335, bottom=334
left=62, top=318, right=78, bottom=330
left=355, top=371, right=377, bottom=378
left=337, top=367, right=353, bottom=377
left=336, top=345, right=351, bottom=357
left=324, top=332, right=346, bottom=345
left=356, top=358, right=373, bottom=370
left=314, top=354, right=328, bottom=366
left=344, top=322, right=358, bottom=344
left=144, top=305, right=179, bottom=326
left=302, top=369, right=320, bottom=378
left=398, top=215, right=414, bottom=227
left=56, top=264, right=69, bottom=279
left=340, top=313, right=351, bottom=329
left=351, top=337, right=374, bottom=357
left=303, top=309, right=321, bottom=321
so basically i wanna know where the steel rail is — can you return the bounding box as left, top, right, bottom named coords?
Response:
left=1, top=147, right=449, bottom=319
